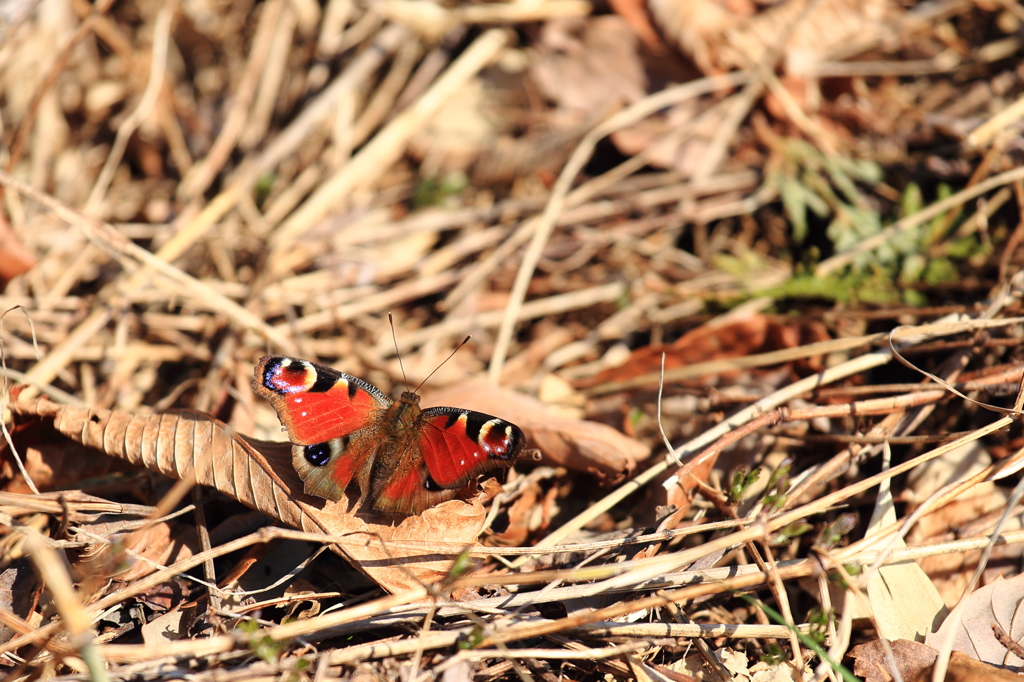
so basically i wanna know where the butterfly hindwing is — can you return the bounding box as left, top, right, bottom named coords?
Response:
left=369, top=458, right=459, bottom=516
left=372, top=407, right=525, bottom=514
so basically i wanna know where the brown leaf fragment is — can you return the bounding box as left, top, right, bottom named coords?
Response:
left=905, top=651, right=1024, bottom=682
left=73, top=518, right=197, bottom=583
left=424, top=383, right=651, bottom=484
left=140, top=606, right=191, bottom=646
left=925, top=573, right=1024, bottom=669
left=649, top=0, right=901, bottom=75
left=850, top=639, right=938, bottom=682
left=0, top=558, right=41, bottom=645
left=282, top=578, right=322, bottom=620
left=608, top=0, right=667, bottom=53
left=0, top=212, right=36, bottom=289
left=9, top=397, right=501, bottom=593
left=531, top=16, right=647, bottom=114
left=579, top=314, right=830, bottom=388
left=1, top=414, right=131, bottom=494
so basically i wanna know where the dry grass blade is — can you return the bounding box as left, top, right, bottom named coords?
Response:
left=269, top=28, right=510, bottom=255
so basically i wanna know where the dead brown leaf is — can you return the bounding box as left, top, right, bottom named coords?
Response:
left=925, top=573, right=1024, bottom=669
left=74, top=518, right=197, bottom=583
left=607, top=0, right=665, bottom=53
left=851, top=639, right=1024, bottom=682
left=1, top=415, right=131, bottom=494
left=0, top=559, right=40, bottom=645
left=649, top=0, right=901, bottom=75
left=907, top=441, right=1024, bottom=605
left=850, top=639, right=938, bottom=682
left=531, top=15, right=647, bottom=114
left=580, top=314, right=830, bottom=388
left=140, top=606, right=190, bottom=646
left=0, top=213, right=36, bottom=289
left=9, top=397, right=501, bottom=593
left=487, top=480, right=540, bottom=548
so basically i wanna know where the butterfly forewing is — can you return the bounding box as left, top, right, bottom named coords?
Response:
left=253, top=356, right=390, bottom=444
left=417, top=407, right=525, bottom=488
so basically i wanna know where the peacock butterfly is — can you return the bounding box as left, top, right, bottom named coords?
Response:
left=253, top=355, right=525, bottom=515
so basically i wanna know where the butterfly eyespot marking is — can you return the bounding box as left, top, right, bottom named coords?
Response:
left=262, top=357, right=317, bottom=395
left=304, top=442, right=332, bottom=467
left=424, top=474, right=443, bottom=492
left=485, top=423, right=521, bottom=460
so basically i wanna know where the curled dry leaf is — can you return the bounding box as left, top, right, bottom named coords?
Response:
left=849, top=639, right=938, bottom=682
left=424, top=383, right=651, bottom=484
left=849, top=639, right=1023, bottom=682
left=579, top=314, right=830, bottom=388
left=648, top=0, right=902, bottom=75
left=10, top=398, right=496, bottom=593
left=925, top=573, right=1024, bottom=668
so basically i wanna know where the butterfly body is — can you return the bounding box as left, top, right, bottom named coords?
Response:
left=253, top=355, right=525, bottom=515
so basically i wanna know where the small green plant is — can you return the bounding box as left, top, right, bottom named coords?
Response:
left=828, top=563, right=863, bottom=589
left=769, top=521, right=812, bottom=546
left=284, top=657, right=311, bottom=682
left=411, top=172, right=468, bottom=209
left=761, top=642, right=789, bottom=666
left=815, top=514, right=857, bottom=550
left=445, top=549, right=476, bottom=583
left=628, top=406, right=644, bottom=427
left=766, top=139, right=990, bottom=306
left=807, top=608, right=834, bottom=647
left=255, top=171, right=276, bottom=208
left=238, top=619, right=286, bottom=664
left=743, top=596, right=858, bottom=682
left=761, top=458, right=793, bottom=511
left=770, top=138, right=882, bottom=248
left=459, top=625, right=485, bottom=650
left=729, top=466, right=762, bottom=505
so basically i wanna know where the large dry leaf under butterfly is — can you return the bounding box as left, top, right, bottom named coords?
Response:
left=9, top=397, right=495, bottom=593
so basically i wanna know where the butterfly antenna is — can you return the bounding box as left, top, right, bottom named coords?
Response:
left=389, top=313, right=409, bottom=391
left=414, top=335, right=471, bottom=394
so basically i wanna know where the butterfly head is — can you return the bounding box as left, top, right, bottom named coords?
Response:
left=390, top=391, right=423, bottom=432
